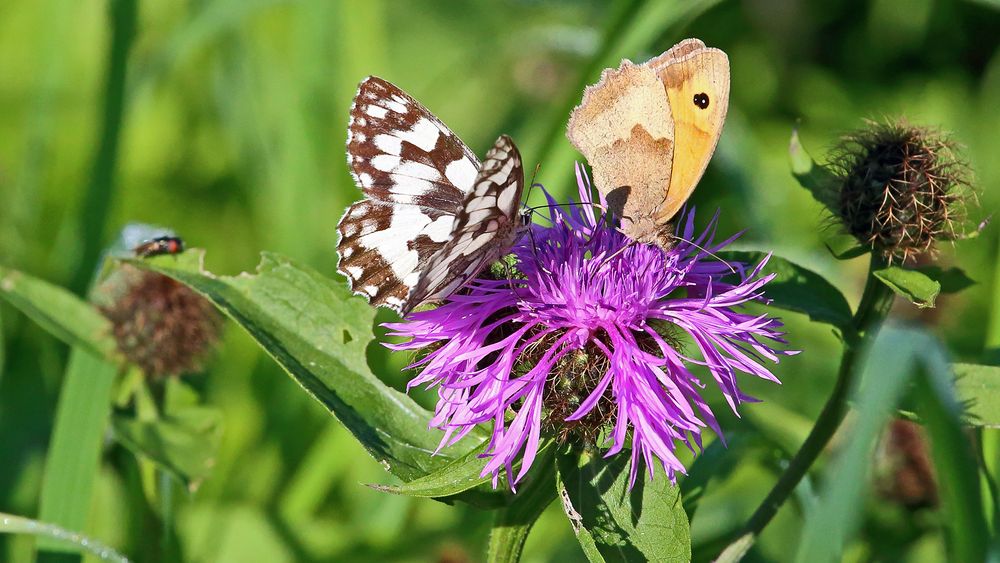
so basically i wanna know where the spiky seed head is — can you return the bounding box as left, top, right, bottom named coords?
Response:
left=829, top=119, right=974, bottom=263
left=96, top=265, right=222, bottom=378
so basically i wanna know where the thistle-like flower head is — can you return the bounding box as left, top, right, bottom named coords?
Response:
left=830, top=119, right=975, bottom=263
left=387, top=166, right=793, bottom=487
left=97, top=264, right=222, bottom=378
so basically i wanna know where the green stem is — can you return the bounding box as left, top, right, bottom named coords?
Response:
left=741, top=254, right=894, bottom=538
left=486, top=457, right=557, bottom=563
left=69, top=0, right=137, bottom=294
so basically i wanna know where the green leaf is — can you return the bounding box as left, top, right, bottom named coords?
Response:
left=0, top=511, right=130, bottom=563
left=918, top=266, right=975, bottom=294
left=789, top=128, right=839, bottom=209
left=720, top=251, right=853, bottom=329
left=0, top=265, right=119, bottom=361
left=954, top=363, right=1000, bottom=427
left=556, top=452, right=690, bottom=562
left=872, top=265, right=941, bottom=308
left=111, top=379, right=223, bottom=492
left=372, top=440, right=552, bottom=506
left=368, top=440, right=492, bottom=498
left=823, top=232, right=869, bottom=260
left=128, top=250, right=483, bottom=481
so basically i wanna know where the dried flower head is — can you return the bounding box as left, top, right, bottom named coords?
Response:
left=386, top=167, right=793, bottom=488
left=875, top=419, right=938, bottom=510
left=97, top=264, right=222, bottom=378
left=829, top=119, right=974, bottom=263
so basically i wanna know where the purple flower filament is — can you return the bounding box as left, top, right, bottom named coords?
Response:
left=386, top=164, right=793, bottom=488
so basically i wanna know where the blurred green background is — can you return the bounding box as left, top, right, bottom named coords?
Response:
left=1, top=0, right=998, bottom=561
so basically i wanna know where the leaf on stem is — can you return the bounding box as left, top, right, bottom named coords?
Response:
left=872, top=266, right=941, bottom=308
left=721, top=251, right=853, bottom=330
left=823, top=233, right=869, bottom=260
left=128, top=250, right=484, bottom=482
left=555, top=452, right=690, bottom=562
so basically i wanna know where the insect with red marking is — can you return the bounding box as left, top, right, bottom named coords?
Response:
left=133, top=236, right=185, bottom=258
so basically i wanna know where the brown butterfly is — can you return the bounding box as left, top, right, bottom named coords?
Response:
left=567, top=38, right=730, bottom=247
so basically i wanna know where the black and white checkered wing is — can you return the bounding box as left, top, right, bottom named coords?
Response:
left=337, top=76, right=482, bottom=312
left=408, top=135, right=526, bottom=308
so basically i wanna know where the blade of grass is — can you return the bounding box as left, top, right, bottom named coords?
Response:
left=0, top=305, right=5, bottom=387
left=0, top=266, right=118, bottom=361
left=793, top=326, right=923, bottom=562
left=69, top=0, right=137, bottom=294
left=795, top=325, right=988, bottom=562
left=36, top=349, right=118, bottom=561
left=0, top=512, right=129, bottom=563
left=913, top=373, right=990, bottom=561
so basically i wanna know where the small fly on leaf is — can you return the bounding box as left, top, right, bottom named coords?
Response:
left=133, top=236, right=184, bottom=258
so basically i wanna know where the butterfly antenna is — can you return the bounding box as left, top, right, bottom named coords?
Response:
left=524, top=221, right=554, bottom=277
left=665, top=232, right=738, bottom=275
left=528, top=162, right=542, bottom=190
left=520, top=163, right=544, bottom=218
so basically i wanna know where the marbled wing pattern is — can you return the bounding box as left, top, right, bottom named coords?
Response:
left=408, top=135, right=525, bottom=307
left=337, top=76, right=525, bottom=314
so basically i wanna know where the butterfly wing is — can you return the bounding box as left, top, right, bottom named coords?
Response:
left=566, top=61, right=674, bottom=242
left=649, top=40, right=730, bottom=224
left=566, top=39, right=730, bottom=243
left=407, top=135, right=525, bottom=311
left=337, top=76, right=481, bottom=312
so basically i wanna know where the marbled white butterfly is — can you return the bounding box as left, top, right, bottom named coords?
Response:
left=337, top=77, right=526, bottom=315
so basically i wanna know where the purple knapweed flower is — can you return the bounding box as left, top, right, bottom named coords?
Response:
left=385, top=165, right=794, bottom=488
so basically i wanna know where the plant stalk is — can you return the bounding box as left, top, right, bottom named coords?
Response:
left=741, top=254, right=894, bottom=538
left=486, top=452, right=557, bottom=563
left=69, top=0, right=137, bottom=294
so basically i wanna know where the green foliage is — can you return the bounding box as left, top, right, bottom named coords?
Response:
left=823, top=233, right=870, bottom=260
left=368, top=439, right=497, bottom=499
left=720, top=251, right=853, bottom=330
left=111, top=378, right=223, bottom=492
left=371, top=441, right=558, bottom=509
left=872, top=265, right=942, bottom=308
left=130, top=250, right=484, bottom=481
left=487, top=448, right=557, bottom=563
left=954, top=363, right=1000, bottom=427
left=920, top=266, right=976, bottom=294
left=0, top=266, right=118, bottom=362
left=36, top=349, right=118, bottom=555
left=555, top=452, right=690, bottom=562
left=789, top=128, right=839, bottom=211
left=1, top=1, right=998, bottom=561
left=870, top=264, right=973, bottom=308
left=796, top=325, right=988, bottom=562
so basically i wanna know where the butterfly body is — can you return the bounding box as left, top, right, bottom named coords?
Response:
left=337, top=77, right=525, bottom=315
left=567, top=38, right=730, bottom=245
